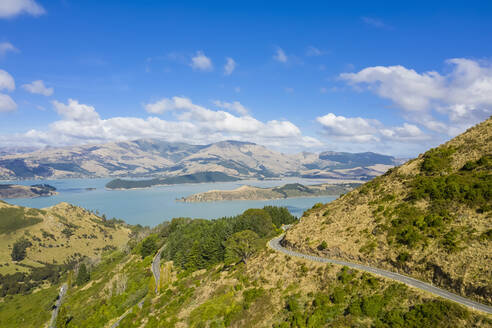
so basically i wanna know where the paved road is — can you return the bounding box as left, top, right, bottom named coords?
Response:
left=152, top=246, right=164, bottom=294
left=108, top=247, right=164, bottom=328
left=269, top=235, right=492, bottom=315
left=49, top=283, right=68, bottom=328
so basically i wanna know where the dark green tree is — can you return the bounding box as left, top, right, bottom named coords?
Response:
left=140, top=235, right=159, bottom=259
left=76, top=263, right=90, bottom=286
left=223, top=230, right=260, bottom=265
left=11, top=238, right=32, bottom=261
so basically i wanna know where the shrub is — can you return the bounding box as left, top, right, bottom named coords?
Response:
left=317, top=241, right=328, bottom=250
left=420, top=147, right=455, bottom=174
left=361, top=295, right=384, bottom=318
left=76, top=263, right=90, bottom=286
left=330, top=287, right=346, bottom=304
left=11, top=238, right=32, bottom=261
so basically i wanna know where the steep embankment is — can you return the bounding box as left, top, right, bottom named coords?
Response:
left=0, top=200, right=131, bottom=275
left=284, top=117, right=492, bottom=305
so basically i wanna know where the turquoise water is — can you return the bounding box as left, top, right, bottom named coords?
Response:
left=1, top=178, right=338, bottom=227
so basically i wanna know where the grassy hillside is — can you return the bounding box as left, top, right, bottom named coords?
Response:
left=37, top=206, right=490, bottom=327
left=2, top=204, right=490, bottom=327
left=284, top=117, right=492, bottom=305
left=0, top=201, right=132, bottom=276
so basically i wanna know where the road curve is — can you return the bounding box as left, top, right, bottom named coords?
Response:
left=49, top=283, right=68, bottom=328
left=269, top=235, right=492, bottom=315
left=108, top=246, right=163, bottom=328
left=152, top=246, right=165, bottom=294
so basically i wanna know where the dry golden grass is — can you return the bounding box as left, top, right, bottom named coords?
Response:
left=0, top=201, right=131, bottom=274
left=284, top=117, right=492, bottom=304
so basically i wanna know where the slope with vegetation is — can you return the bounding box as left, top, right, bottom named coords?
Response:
left=0, top=200, right=132, bottom=299
left=284, top=117, right=492, bottom=305
left=31, top=205, right=490, bottom=328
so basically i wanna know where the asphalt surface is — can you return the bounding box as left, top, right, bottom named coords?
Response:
left=49, top=283, right=68, bottom=328
left=152, top=247, right=164, bottom=294
left=108, top=247, right=163, bottom=328
left=269, top=235, right=492, bottom=315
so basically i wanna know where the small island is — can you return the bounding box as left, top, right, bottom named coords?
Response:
left=0, top=183, right=58, bottom=199
left=178, top=182, right=361, bottom=202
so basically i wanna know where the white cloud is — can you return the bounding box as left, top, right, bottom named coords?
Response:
left=144, top=98, right=175, bottom=114
left=361, top=17, right=386, bottom=28
left=53, top=99, right=100, bottom=123
left=1, top=97, right=319, bottom=150
left=306, top=46, right=323, bottom=57
left=0, top=69, right=15, bottom=91
left=273, top=48, right=288, bottom=63
left=0, top=0, right=45, bottom=18
left=0, top=94, right=17, bottom=112
left=224, top=57, right=236, bottom=75
left=340, top=58, right=492, bottom=135
left=316, top=113, right=430, bottom=144
left=190, top=51, right=213, bottom=71
left=380, top=123, right=429, bottom=142
left=213, top=100, right=248, bottom=115
left=22, top=80, right=54, bottom=96
left=0, top=42, right=18, bottom=56
left=0, top=69, right=16, bottom=113
left=317, top=113, right=381, bottom=142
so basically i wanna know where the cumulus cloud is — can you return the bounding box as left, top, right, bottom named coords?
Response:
left=213, top=100, right=248, bottom=115
left=190, top=51, right=213, bottom=71
left=22, top=80, right=54, bottom=96
left=0, top=94, right=17, bottom=112
left=0, top=42, right=18, bottom=56
left=317, top=113, right=381, bottom=142
left=0, top=69, right=16, bottom=112
left=0, top=69, right=15, bottom=91
left=224, top=57, right=236, bottom=75
left=0, top=97, right=321, bottom=151
left=340, top=58, right=492, bottom=135
left=273, top=48, right=288, bottom=63
left=316, top=113, right=429, bottom=144
left=0, top=0, right=45, bottom=18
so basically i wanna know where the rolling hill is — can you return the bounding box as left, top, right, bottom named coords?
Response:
left=0, top=200, right=132, bottom=276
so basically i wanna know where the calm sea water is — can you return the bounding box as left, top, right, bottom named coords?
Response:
left=1, top=178, right=338, bottom=227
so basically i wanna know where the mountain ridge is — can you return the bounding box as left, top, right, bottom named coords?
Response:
left=0, top=139, right=400, bottom=181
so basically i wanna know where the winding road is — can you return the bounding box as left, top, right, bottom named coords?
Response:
left=49, top=283, right=67, bottom=328
left=151, top=246, right=164, bottom=294
left=108, top=246, right=164, bottom=328
left=268, top=235, right=492, bottom=315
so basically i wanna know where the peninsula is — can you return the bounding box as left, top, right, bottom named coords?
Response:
left=178, top=182, right=361, bottom=202
left=0, top=184, right=57, bottom=199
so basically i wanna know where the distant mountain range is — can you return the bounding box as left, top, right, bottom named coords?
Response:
left=0, top=139, right=402, bottom=180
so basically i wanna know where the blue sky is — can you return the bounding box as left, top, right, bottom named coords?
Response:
left=0, top=0, right=491, bottom=156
